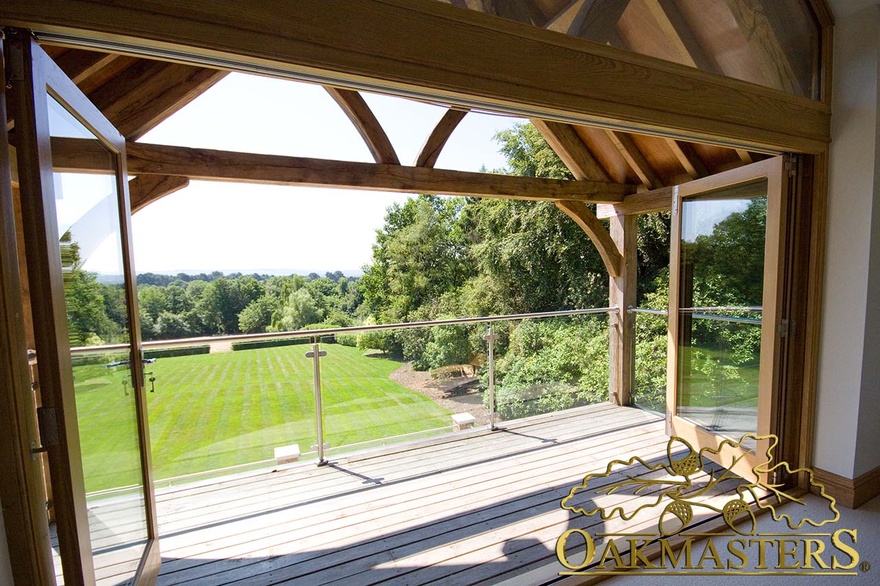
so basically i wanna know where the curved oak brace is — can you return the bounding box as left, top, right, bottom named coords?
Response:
left=415, top=107, right=469, bottom=168
left=555, top=200, right=622, bottom=278
left=325, top=87, right=399, bottom=165
left=129, top=174, right=189, bottom=213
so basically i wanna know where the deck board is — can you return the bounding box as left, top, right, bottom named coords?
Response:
left=58, top=403, right=705, bottom=585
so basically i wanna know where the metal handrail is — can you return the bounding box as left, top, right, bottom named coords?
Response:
left=680, top=306, right=762, bottom=313
left=689, top=313, right=762, bottom=325
left=627, top=306, right=668, bottom=316
left=69, top=307, right=618, bottom=354
left=627, top=305, right=761, bottom=324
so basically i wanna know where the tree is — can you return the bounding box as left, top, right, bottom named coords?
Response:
left=197, top=276, right=263, bottom=334
left=361, top=195, right=472, bottom=323
left=277, top=288, right=324, bottom=331
left=60, top=234, right=114, bottom=345
left=139, top=285, right=169, bottom=322
left=156, top=311, right=191, bottom=339
left=238, top=296, right=277, bottom=333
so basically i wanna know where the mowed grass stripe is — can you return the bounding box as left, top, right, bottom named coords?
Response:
left=73, top=344, right=451, bottom=492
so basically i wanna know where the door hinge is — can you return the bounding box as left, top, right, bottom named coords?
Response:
left=778, top=319, right=790, bottom=337
left=785, top=155, right=799, bottom=178
left=32, top=406, right=59, bottom=459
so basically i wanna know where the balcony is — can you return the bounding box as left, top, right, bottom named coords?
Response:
left=51, top=306, right=880, bottom=585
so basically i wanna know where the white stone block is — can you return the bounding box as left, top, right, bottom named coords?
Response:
left=452, top=413, right=476, bottom=431
left=274, top=444, right=301, bottom=464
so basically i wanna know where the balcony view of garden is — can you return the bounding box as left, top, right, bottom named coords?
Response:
left=62, top=122, right=765, bottom=494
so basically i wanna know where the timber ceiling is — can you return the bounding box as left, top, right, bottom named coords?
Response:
left=438, top=0, right=822, bottom=99
left=38, top=42, right=772, bottom=215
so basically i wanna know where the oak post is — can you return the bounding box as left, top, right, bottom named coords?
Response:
left=608, top=213, right=637, bottom=406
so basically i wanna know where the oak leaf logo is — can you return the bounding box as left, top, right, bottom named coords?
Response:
left=560, top=434, right=839, bottom=536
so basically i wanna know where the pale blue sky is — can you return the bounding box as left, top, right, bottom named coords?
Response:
left=118, top=72, right=524, bottom=275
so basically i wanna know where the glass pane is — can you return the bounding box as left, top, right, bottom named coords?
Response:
left=320, top=325, right=480, bottom=455
left=493, top=314, right=609, bottom=421
left=633, top=311, right=667, bottom=414
left=48, top=95, right=147, bottom=586
left=433, top=0, right=821, bottom=98
left=146, top=340, right=317, bottom=486
left=676, top=181, right=767, bottom=445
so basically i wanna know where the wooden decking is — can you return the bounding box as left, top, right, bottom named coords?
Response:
left=145, top=403, right=669, bottom=585
left=60, top=403, right=704, bottom=584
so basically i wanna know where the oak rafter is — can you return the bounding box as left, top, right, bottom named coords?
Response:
left=88, top=61, right=226, bottom=140
left=607, top=130, right=663, bottom=190
left=129, top=175, right=189, bottom=213
left=667, top=139, right=709, bottom=179
left=531, top=119, right=610, bottom=182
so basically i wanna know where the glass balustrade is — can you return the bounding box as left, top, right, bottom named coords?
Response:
left=70, top=308, right=615, bottom=485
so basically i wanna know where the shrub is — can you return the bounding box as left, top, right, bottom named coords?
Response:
left=422, top=323, right=471, bottom=370
left=493, top=381, right=580, bottom=420
left=484, top=316, right=610, bottom=420
left=230, top=338, right=309, bottom=351
left=144, top=345, right=210, bottom=359
left=336, top=333, right=358, bottom=347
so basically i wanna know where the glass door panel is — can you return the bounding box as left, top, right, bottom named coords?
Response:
left=677, top=186, right=767, bottom=448
left=666, top=159, right=787, bottom=482
left=48, top=95, right=148, bottom=583
left=8, top=36, right=159, bottom=585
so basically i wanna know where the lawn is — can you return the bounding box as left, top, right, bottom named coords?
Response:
left=73, top=344, right=452, bottom=492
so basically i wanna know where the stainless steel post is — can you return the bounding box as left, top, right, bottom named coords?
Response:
left=484, top=326, right=498, bottom=431
left=306, top=340, right=328, bottom=465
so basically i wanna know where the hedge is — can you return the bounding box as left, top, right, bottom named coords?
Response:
left=231, top=338, right=310, bottom=351
left=144, top=345, right=211, bottom=359
left=71, top=352, right=128, bottom=367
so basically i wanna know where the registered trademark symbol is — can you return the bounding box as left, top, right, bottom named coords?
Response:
left=861, top=561, right=871, bottom=572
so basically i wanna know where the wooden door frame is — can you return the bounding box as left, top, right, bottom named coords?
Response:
left=665, top=156, right=788, bottom=481
left=5, top=33, right=160, bottom=584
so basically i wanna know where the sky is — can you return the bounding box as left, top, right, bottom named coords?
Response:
left=96, top=72, right=527, bottom=276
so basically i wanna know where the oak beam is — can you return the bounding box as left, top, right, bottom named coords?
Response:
left=555, top=200, right=622, bottom=277
left=415, top=107, right=468, bottom=168
left=596, top=186, right=673, bottom=218
left=129, top=174, right=189, bottom=213
left=531, top=119, right=610, bottom=181
left=123, top=141, right=631, bottom=203
left=0, top=0, right=831, bottom=152
left=325, top=87, right=400, bottom=165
